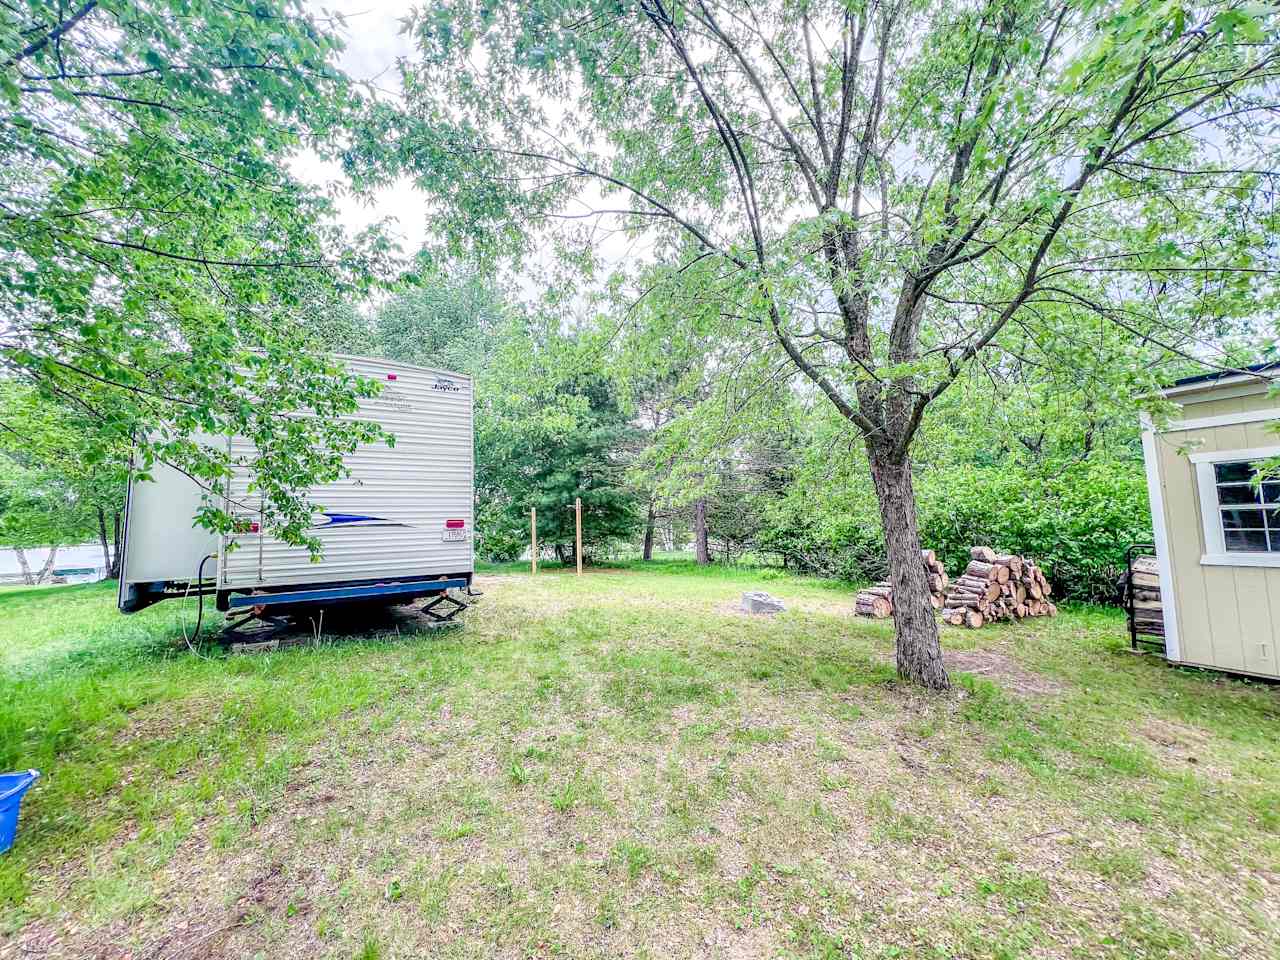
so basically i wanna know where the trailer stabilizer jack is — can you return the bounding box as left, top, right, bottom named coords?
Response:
left=221, top=610, right=294, bottom=645
left=420, top=591, right=468, bottom=625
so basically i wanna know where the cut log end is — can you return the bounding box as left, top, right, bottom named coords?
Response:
left=939, top=547, right=1057, bottom=626
left=854, top=594, right=893, bottom=619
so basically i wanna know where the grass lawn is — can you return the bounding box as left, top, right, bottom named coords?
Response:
left=1, top=562, right=1278, bottom=959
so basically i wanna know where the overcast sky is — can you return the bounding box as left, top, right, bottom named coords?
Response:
left=294, top=2, right=426, bottom=254
left=293, top=2, right=654, bottom=309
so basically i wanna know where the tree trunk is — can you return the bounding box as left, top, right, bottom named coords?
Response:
left=13, top=547, right=34, bottom=586
left=868, top=448, right=950, bottom=690
left=642, top=499, right=656, bottom=561
left=110, top=512, right=122, bottom=578
left=97, top=506, right=111, bottom=575
left=35, top=545, right=59, bottom=585
left=693, top=498, right=709, bottom=565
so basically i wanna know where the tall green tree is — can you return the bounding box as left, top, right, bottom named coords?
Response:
left=374, top=265, right=508, bottom=374
left=1, top=0, right=395, bottom=553
left=306, top=293, right=375, bottom=355
left=476, top=325, right=640, bottom=563
left=380, top=0, right=1279, bottom=688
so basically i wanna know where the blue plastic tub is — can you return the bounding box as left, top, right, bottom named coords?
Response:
left=0, top=770, right=39, bottom=854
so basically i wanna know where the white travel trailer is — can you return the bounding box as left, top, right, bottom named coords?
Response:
left=117, top=356, right=474, bottom=625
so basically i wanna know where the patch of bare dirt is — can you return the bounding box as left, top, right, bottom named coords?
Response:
left=1137, top=718, right=1208, bottom=750
left=136, top=915, right=246, bottom=960
left=945, top=648, right=1067, bottom=697
left=113, top=697, right=224, bottom=749
left=1136, top=718, right=1222, bottom=773
left=716, top=599, right=779, bottom=618
left=713, top=596, right=863, bottom=619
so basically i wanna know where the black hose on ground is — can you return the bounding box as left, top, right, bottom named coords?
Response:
left=186, top=553, right=216, bottom=649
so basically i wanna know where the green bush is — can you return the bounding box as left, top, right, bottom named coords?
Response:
left=475, top=499, right=527, bottom=563
left=753, top=502, right=889, bottom=583
left=757, top=459, right=1151, bottom=602
left=917, top=460, right=1152, bottom=602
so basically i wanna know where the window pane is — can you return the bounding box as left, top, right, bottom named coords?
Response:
left=1264, top=482, right=1280, bottom=504
left=1225, top=529, right=1269, bottom=552
left=1271, top=530, right=1280, bottom=552
left=1268, top=509, right=1280, bottom=529
left=1221, top=508, right=1266, bottom=530
left=1218, top=484, right=1261, bottom=505
left=1215, top=461, right=1256, bottom=484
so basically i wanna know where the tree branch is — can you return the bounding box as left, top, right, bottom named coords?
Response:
left=4, top=1, right=97, bottom=68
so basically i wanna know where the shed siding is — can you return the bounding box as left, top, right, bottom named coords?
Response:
left=1182, top=395, right=1248, bottom=417
left=1148, top=387, right=1280, bottom=679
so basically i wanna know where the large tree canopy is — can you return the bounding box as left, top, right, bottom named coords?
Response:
left=0, top=0, right=395, bottom=551
left=367, top=0, right=1280, bottom=688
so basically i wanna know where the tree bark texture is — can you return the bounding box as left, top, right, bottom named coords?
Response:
left=642, top=499, right=656, bottom=561
left=111, top=512, right=122, bottom=578
left=14, top=547, right=33, bottom=586
left=693, top=498, right=709, bottom=565
left=97, top=506, right=112, bottom=575
left=868, top=448, right=950, bottom=690
left=37, top=545, right=59, bottom=583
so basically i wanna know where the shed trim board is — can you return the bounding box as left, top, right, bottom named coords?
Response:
left=1161, top=374, right=1275, bottom=398
left=1186, top=444, right=1280, bottom=464
left=1139, top=417, right=1181, bottom=661
left=1198, top=553, right=1280, bottom=568
left=1169, top=407, right=1280, bottom=431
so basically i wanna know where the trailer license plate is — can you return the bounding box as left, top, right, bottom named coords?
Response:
left=442, top=529, right=467, bottom=542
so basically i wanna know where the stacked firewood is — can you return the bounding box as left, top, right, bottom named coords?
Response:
left=940, top=546, right=1058, bottom=628
left=854, top=550, right=950, bottom=619
left=1128, top=555, right=1164, bottom=637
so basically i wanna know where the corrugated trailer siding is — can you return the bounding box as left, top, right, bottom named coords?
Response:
left=220, top=358, right=473, bottom=589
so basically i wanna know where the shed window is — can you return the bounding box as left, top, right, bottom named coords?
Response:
left=1213, top=460, right=1280, bottom=552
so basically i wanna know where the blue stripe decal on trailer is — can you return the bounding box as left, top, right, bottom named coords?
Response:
left=312, top=512, right=407, bottom=529
left=227, top=579, right=468, bottom=608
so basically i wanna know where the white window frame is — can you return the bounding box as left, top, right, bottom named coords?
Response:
left=1189, top=444, right=1280, bottom=568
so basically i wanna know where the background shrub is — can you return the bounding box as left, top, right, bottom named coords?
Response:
left=756, top=458, right=1150, bottom=602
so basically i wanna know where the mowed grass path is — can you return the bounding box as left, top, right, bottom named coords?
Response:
left=1, top=563, right=1278, bottom=959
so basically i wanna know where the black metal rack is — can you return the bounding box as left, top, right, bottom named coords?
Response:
left=1123, top=542, right=1165, bottom=652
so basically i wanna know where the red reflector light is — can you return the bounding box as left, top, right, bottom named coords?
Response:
left=386, top=373, right=397, bottom=380
left=445, top=519, right=465, bottom=529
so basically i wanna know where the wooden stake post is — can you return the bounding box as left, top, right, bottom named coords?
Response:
left=530, top=508, right=537, bottom=575
left=575, top=497, right=583, bottom=576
